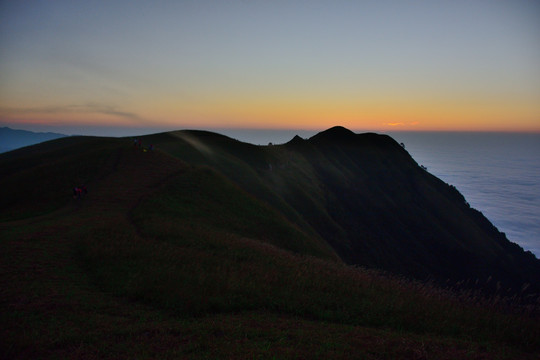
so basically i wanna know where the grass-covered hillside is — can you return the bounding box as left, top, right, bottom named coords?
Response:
left=140, top=126, right=540, bottom=291
left=1, top=127, right=539, bottom=359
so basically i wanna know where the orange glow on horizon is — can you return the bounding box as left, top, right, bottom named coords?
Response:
left=2, top=94, right=539, bottom=133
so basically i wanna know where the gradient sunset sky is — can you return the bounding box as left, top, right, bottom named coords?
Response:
left=1, top=0, right=539, bottom=135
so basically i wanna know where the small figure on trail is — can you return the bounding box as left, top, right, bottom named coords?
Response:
left=133, top=138, right=138, bottom=147
left=148, top=144, right=154, bottom=151
left=138, top=139, right=142, bottom=148
left=73, top=185, right=88, bottom=199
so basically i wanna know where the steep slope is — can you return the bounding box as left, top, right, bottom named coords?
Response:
left=139, top=126, right=540, bottom=292
left=1, top=130, right=539, bottom=359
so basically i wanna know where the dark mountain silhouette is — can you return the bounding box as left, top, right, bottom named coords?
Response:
left=0, top=126, right=67, bottom=153
left=145, top=126, right=540, bottom=293
left=2, top=126, right=538, bottom=292
left=2, top=126, right=539, bottom=359
left=287, top=127, right=539, bottom=289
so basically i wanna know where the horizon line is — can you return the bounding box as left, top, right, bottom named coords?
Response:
left=2, top=124, right=540, bottom=138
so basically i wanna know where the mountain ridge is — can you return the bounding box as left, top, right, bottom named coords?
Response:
left=2, top=126, right=539, bottom=358
left=2, top=126, right=538, bottom=293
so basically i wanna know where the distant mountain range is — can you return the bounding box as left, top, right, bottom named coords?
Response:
left=0, top=127, right=67, bottom=153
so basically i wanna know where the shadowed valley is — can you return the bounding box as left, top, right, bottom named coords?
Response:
left=1, top=127, right=539, bottom=359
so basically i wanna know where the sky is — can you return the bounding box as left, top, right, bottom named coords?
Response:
left=1, top=0, right=539, bottom=136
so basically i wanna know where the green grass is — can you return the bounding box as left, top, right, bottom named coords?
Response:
left=4, top=209, right=538, bottom=359
left=1, top=133, right=539, bottom=359
left=132, top=166, right=336, bottom=259
left=0, top=137, right=124, bottom=220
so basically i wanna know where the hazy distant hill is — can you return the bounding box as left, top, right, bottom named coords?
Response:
left=0, top=127, right=67, bottom=153
left=1, top=126, right=539, bottom=359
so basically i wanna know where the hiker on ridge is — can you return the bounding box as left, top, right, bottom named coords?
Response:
left=73, top=185, right=88, bottom=199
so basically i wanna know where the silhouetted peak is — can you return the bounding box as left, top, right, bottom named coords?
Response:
left=309, top=126, right=357, bottom=143
left=283, top=135, right=307, bottom=149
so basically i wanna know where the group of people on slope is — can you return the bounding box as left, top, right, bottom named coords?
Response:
left=133, top=138, right=154, bottom=152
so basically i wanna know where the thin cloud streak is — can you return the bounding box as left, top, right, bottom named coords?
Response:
left=1, top=103, right=145, bottom=123
left=385, top=122, right=421, bottom=128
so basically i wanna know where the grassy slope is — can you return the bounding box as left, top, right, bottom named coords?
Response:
left=1, top=135, right=539, bottom=359
left=147, top=128, right=540, bottom=290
